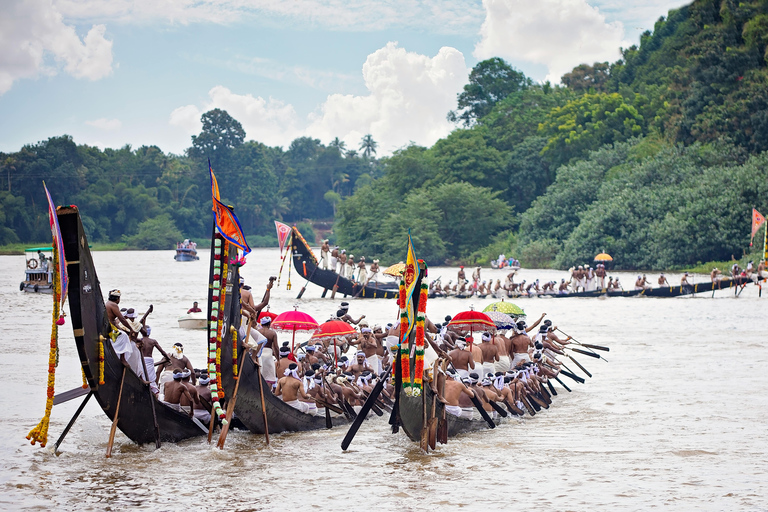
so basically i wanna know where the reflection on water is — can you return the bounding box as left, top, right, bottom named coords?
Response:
left=1, top=249, right=767, bottom=510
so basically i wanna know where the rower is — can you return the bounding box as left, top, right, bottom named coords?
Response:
left=681, top=272, right=691, bottom=286
left=478, top=332, right=499, bottom=378
left=163, top=369, right=194, bottom=417
left=458, top=265, right=466, bottom=283
left=443, top=371, right=476, bottom=419
left=447, top=338, right=475, bottom=379
left=105, top=290, right=145, bottom=373
left=509, top=321, right=533, bottom=368
left=337, top=302, right=365, bottom=325
left=137, top=325, right=169, bottom=395
left=338, top=250, right=347, bottom=274
left=658, top=273, right=669, bottom=286
left=369, top=259, right=380, bottom=283
left=275, top=363, right=316, bottom=415
left=159, top=342, right=196, bottom=395
left=193, top=373, right=213, bottom=424
left=330, top=246, right=339, bottom=272
left=346, top=254, right=356, bottom=279
left=356, top=256, right=367, bottom=284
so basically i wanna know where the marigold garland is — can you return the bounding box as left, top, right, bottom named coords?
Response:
left=26, top=243, right=62, bottom=447
left=398, top=278, right=412, bottom=395
left=207, top=237, right=228, bottom=426
left=411, top=283, right=428, bottom=396
left=231, top=325, right=239, bottom=378
left=98, top=336, right=105, bottom=385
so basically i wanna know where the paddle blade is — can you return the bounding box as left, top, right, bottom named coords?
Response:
left=570, top=347, right=600, bottom=358
left=469, top=394, right=496, bottom=429
left=428, top=418, right=437, bottom=449
left=341, top=372, right=388, bottom=450
left=581, top=343, right=609, bottom=352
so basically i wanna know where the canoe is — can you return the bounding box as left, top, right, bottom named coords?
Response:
left=58, top=206, right=207, bottom=445
left=211, top=231, right=350, bottom=434
left=178, top=311, right=207, bottom=329
left=290, top=227, right=398, bottom=299
left=428, top=276, right=753, bottom=299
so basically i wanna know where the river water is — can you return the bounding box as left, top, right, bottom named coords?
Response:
left=1, top=248, right=766, bottom=510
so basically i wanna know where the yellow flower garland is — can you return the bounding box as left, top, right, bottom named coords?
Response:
left=26, top=244, right=61, bottom=447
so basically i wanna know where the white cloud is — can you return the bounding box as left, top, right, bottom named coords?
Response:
left=53, top=0, right=484, bottom=34
left=169, top=43, right=468, bottom=155
left=169, top=86, right=302, bottom=148
left=0, top=0, right=114, bottom=95
left=85, top=118, right=122, bottom=130
left=306, top=43, right=468, bottom=154
left=474, top=0, right=629, bottom=83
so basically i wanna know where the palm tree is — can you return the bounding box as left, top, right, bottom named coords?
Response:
left=345, top=149, right=359, bottom=159
left=2, top=156, right=16, bottom=193
left=330, top=137, right=347, bottom=153
left=359, top=134, right=378, bottom=159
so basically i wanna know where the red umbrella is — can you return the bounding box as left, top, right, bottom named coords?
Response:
left=272, top=308, right=319, bottom=354
left=448, top=309, right=496, bottom=335
left=311, top=320, right=356, bottom=341
left=311, top=319, right=357, bottom=367
left=257, top=309, right=278, bottom=323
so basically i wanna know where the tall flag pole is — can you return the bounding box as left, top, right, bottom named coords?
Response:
left=209, top=159, right=251, bottom=256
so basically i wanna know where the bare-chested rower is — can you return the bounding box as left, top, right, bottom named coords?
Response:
left=276, top=363, right=316, bottom=414
left=163, top=370, right=194, bottom=417
left=443, top=374, right=476, bottom=419
left=159, top=342, right=196, bottom=387
left=478, top=332, right=499, bottom=378
left=447, top=339, right=475, bottom=379
left=138, top=325, right=168, bottom=395
left=105, top=290, right=143, bottom=368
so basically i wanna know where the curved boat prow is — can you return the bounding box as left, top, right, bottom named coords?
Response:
left=58, top=206, right=207, bottom=445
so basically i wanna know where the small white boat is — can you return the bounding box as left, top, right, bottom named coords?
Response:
left=178, top=311, right=207, bottom=329
left=20, top=247, right=54, bottom=293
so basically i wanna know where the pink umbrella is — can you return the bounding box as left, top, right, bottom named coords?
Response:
left=272, top=308, right=319, bottom=354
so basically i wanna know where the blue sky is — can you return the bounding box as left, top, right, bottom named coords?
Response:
left=0, top=0, right=689, bottom=157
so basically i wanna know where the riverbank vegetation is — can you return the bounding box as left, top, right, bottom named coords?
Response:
left=3, top=0, right=768, bottom=269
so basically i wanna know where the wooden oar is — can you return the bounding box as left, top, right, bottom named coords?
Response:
left=580, top=343, right=610, bottom=352
left=566, top=353, right=592, bottom=378
left=139, top=353, right=161, bottom=449
left=428, top=392, right=438, bottom=450
left=502, top=398, right=525, bottom=416
left=321, top=380, right=332, bottom=429
left=53, top=385, right=90, bottom=406
left=487, top=398, right=508, bottom=417
left=106, top=367, right=127, bottom=458
left=53, top=390, right=93, bottom=454
left=217, top=342, right=250, bottom=449
left=330, top=274, right=341, bottom=299
left=341, top=368, right=391, bottom=450
left=554, top=375, right=571, bottom=392
left=546, top=379, right=557, bottom=396
left=559, top=368, right=585, bottom=384
left=569, top=347, right=600, bottom=359
left=520, top=395, right=536, bottom=416
left=252, top=358, right=271, bottom=446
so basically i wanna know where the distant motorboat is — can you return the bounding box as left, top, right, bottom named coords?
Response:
left=174, top=239, right=199, bottom=261
left=178, top=311, right=206, bottom=329
left=19, top=246, right=54, bottom=293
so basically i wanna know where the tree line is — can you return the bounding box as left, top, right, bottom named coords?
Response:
left=4, top=0, right=768, bottom=269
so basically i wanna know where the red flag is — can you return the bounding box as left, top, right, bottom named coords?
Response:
left=209, top=160, right=251, bottom=255
left=751, top=208, right=766, bottom=246
left=274, top=221, right=292, bottom=255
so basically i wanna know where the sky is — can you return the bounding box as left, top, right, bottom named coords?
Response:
left=0, top=0, right=690, bottom=157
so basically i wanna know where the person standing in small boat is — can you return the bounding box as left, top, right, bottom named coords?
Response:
left=320, top=240, right=330, bottom=270
left=187, top=301, right=202, bottom=313
left=458, top=265, right=466, bottom=283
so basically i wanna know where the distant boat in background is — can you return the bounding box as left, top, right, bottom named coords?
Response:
left=174, top=239, right=199, bottom=261
left=19, top=246, right=54, bottom=293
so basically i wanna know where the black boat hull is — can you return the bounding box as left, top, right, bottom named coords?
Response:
left=290, top=228, right=398, bottom=299
left=398, top=385, right=501, bottom=442
left=59, top=206, right=206, bottom=445
left=428, top=276, right=753, bottom=299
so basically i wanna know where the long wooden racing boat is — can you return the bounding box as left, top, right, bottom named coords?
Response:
left=290, top=227, right=398, bottom=299
left=59, top=206, right=207, bottom=444
left=213, top=231, right=350, bottom=434
left=429, top=276, right=753, bottom=299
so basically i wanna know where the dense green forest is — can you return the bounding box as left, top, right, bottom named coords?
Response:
left=3, top=0, right=768, bottom=268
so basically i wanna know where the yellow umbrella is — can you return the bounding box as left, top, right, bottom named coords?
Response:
left=594, top=253, right=613, bottom=262
left=383, top=262, right=405, bottom=277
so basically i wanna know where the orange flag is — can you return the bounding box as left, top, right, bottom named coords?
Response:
left=209, top=160, right=251, bottom=255
left=751, top=208, right=766, bottom=246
